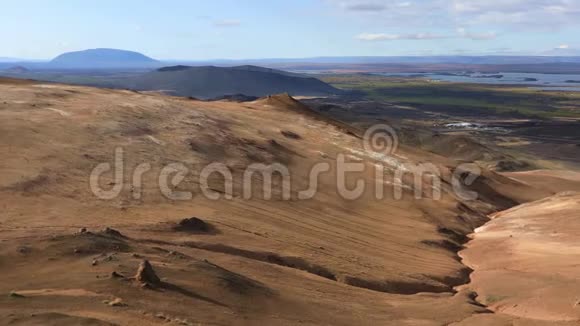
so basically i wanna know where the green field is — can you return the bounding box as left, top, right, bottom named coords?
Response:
left=322, top=74, right=580, bottom=118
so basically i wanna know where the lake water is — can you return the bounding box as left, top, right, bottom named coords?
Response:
left=376, top=72, right=580, bottom=91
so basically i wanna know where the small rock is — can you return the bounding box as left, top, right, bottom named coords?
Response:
left=280, top=130, right=301, bottom=140
left=175, top=318, right=191, bottom=325
left=79, top=228, right=87, bottom=234
left=155, top=313, right=168, bottom=320
left=135, top=260, right=161, bottom=285
left=110, top=271, right=125, bottom=279
left=175, top=217, right=210, bottom=232
left=104, top=298, right=127, bottom=307
left=91, top=259, right=98, bottom=266
left=17, top=246, right=31, bottom=254
left=103, top=227, right=125, bottom=238
left=9, top=291, right=24, bottom=298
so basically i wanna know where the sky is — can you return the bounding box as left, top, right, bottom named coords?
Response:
left=2, top=0, right=580, bottom=60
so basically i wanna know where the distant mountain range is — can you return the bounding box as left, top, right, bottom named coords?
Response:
left=175, top=56, right=580, bottom=66
left=3, top=48, right=580, bottom=69
left=2, top=48, right=580, bottom=98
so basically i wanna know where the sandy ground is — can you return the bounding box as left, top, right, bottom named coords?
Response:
left=456, top=191, right=580, bottom=325
left=503, top=170, right=580, bottom=194
left=0, top=78, right=577, bottom=325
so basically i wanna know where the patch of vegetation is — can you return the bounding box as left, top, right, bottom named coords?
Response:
left=322, top=74, right=580, bottom=118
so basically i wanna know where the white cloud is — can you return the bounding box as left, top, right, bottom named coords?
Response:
left=326, top=0, right=450, bottom=29
left=457, top=27, right=497, bottom=40
left=345, top=2, right=387, bottom=11
left=339, top=1, right=413, bottom=11
left=544, top=44, right=580, bottom=56
left=356, top=32, right=447, bottom=41
left=491, top=47, right=513, bottom=53
left=396, top=2, right=412, bottom=8
left=214, top=20, right=241, bottom=27
left=356, top=28, right=497, bottom=42
left=451, top=0, right=580, bottom=26
left=331, top=0, right=430, bottom=15
left=329, top=0, right=580, bottom=29
left=468, top=32, right=496, bottom=40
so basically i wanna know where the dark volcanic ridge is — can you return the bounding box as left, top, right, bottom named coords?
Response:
left=121, top=65, right=342, bottom=99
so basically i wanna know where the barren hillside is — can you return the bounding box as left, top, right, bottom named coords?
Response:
left=0, top=78, right=569, bottom=325
left=457, top=192, right=580, bottom=325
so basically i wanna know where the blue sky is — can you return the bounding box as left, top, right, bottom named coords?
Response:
left=2, top=0, right=580, bottom=60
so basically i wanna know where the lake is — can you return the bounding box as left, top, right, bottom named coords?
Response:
left=376, top=72, right=580, bottom=91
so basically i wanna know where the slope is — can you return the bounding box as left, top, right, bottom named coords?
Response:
left=0, top=78, right=549, bottom=325
left=456, top=192, right=580, bottom=325
left=124, top=65, right=341, bottom=99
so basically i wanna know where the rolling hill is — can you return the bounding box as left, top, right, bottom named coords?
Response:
left=121, top=65, right=341, bottom=98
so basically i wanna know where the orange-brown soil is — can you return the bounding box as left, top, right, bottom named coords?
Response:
left=0, top=78, right=576, bottom=325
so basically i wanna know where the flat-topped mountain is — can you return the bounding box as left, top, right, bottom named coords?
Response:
left=50, top=48, right=159, bottom=68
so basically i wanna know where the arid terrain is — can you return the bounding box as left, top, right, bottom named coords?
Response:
left=458, top=189, right=580, bottom=325
left=1, top=77, right=579, bottom=325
